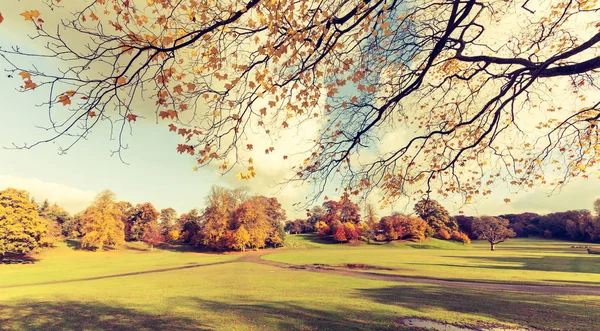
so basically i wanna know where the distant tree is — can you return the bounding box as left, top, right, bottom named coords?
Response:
left=285, top=219, right=304, bottom=234
left=62, top=213, right=83, bottom=239
left=307, top=206, right=325, bottom=229
left=129, top=203, right=160, bottom=241
left=414, top=199, right=457, bottom=233
left=0, top=188, right=50, bottom=260
left=594, top=199, right=600, bottom=217
left=159, top=207, right=179, bottom=235
left=201, top=186, right=241, bottom=250
left=142, top=222, right=165, bottom=252
left=117, top=201, right=135, bottom=240
left=38, top=199, right=50, bottom=215
left=40, top=204, right=73, bottom=239
left=179, top=209, right=203, bottom=245
left=250, top=195, right=286, bottom=247
left=165, top=230, right=180, bottom=243
left=232, top=226, right=250, bottom=252
left=80, top=190, right=125, bottom=251
left=320, top=196, right=362, bottom=239
left=472, top=216, right=516, bottom=251
left=454, top=215, right=476, bottom=239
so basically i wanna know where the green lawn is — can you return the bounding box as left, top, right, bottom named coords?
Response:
left=0, top=241, right=238, bottom=287
left=267, top=235, right=600, bottom=286
left=0, top=237, right=599, bottom=330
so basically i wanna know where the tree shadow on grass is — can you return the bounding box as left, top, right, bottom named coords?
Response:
left=0, top=301, right=210, bottom=331
left=357, top=284, right=600, bottom=331
left=438, top=255, right=600, bottom=274
left=64, top=239, right=117, bottom=252
left=174, top=297, right=400, bottom=331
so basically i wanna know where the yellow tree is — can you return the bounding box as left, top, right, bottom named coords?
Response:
left=80, top=190, right=125, bottom=251
left=0, top=188, right=49, bottom=259
left=3, top=0, right=600, bottom=204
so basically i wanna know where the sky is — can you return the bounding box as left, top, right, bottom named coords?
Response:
left=0, top=1, right=599, bottom=219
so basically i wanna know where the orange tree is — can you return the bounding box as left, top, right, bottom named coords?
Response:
left=2, top=1, right=600, bottom=203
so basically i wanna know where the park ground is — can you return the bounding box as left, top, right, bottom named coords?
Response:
left=0, top=236, right=599, bottom=331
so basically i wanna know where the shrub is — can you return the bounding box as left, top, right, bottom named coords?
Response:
left=343, top=222, right=360, bottom=241
left=333, top=225, right=347, bottom=242
left=316, top=221, right=330, bottom=237
left=450, top=231, right=471, bottom=244
left=434, top=229, right=451, bottom=240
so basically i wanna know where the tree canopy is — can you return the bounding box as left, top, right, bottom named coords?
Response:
left=80, top=190, right=126, bottom=250
left=2, top=0, right=600, bottom=204
left=0, top=188, right=50, bottom=259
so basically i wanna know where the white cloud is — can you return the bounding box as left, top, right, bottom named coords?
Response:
left=0, top=175, right=96, bottom=214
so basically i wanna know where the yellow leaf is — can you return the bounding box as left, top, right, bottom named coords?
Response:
left=20, top=10, right=40, bottom=22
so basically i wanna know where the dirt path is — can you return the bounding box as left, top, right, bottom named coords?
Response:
left=3, top=250, right=600, bottom=295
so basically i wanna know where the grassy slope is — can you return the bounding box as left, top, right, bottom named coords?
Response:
left=0, top=242, right=238, bottom=287
left=265, top=235, right=600, bottom=285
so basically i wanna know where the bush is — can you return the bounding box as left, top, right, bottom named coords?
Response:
left=333, top=224, right=347, bottom=242
left=434, top=229, right=451, bottom=240
left=450, top=231, right=471, bottom=244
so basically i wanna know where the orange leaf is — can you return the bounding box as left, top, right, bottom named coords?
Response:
left=187, top=82, right=196, bottom=91
left=503, top=198, right=511, bottom=203
left=246, top=144, right=253, bottom=150
left=20, top=10, right=40, bottom=22
left=19, top=72, right=31, bottom=80
left=88, top=111, right=97, bottom=118
left=283, top=155, right=288, bottom=160
left=126, top=113, right=137, bottom=122
left=65, top=90, right=76, bottom=97
left=90, top=12, right=99, bottom=21
left=168, top=124, right=177, bottom=132
left=282, top=121, right=288, bottom=128
left=23, top=80, right=37, bottom=90
left=0, top=12, right=4, bottom=24
left=58, top=95, right=71, bottom=106
left=173, top=84, right=183, bottom=94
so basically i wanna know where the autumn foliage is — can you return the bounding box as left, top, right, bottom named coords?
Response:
left=4, top=0, right=600, bottom=209
left=0, top=188, right=51, bottom=260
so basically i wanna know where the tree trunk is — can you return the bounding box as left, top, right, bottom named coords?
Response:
left=490, top=242, right=495, bottom=251
left=150, top=244, right=153, bottom=252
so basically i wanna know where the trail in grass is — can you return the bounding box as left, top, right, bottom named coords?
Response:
left=4, top=250, right=600, bottom=296
left=0, top=260, right=234, bottom=289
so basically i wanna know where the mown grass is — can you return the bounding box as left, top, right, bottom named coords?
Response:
left=0, top=237, right=599, bottom=330
left=1, top=261, right=599, bottom=331
left=0, top=241, right=238, bottom=287
left=270, top=235, right=600, bottom=286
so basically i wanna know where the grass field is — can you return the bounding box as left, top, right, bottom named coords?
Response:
left=268, top=235, right=600, bottom=286
left=1, top=237, right=599, bottom=330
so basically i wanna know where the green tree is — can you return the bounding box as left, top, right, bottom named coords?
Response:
left=159, top=207, right=179, bottom=235
left=80, top=190, right=125, bottom=251
left=472, top=216, right=516, bottom=251
left=414, top=199, right=457, bottom=233
left=129, top=202, right=159, bottom=241
left=0, top=188, right=49, bottom=260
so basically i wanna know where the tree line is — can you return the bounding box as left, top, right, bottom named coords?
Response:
left=0, top=185, right=287, bottom=259
left=285, top=197, right=472, bottom=245
left=455, top=201, right=600, bottom=244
